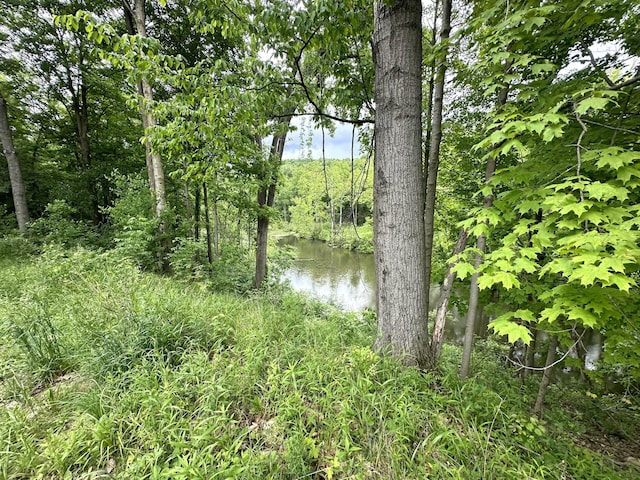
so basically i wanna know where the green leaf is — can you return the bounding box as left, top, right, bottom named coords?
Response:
left=599, top=257, right=627, bottom=274
left=531, top=63, right=555, bottom=75
left=567, top=307, right=599, bottom=328
left=513, top=257, right=538, bottom=273
left=482, top=271, right=520, bottom=290
left=575, top=97, right=611, bottom=114
left=585, top=182, right=628, bottom=202
left=523, top=16, right=547, bottom=31
left=541, top=124, right=564, bottom=142
left=489, top=314, right=533, bottom=344
left=540, top=306, right=564, bottom=323
left=567, top=265, right=611, bottom=286
left=617, top=166, right=640, bottom=184
left=607, top=274, right=635, bottom=292
left=451, top=262, right=476, bottom=280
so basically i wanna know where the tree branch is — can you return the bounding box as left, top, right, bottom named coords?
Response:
left=292, top=24, right=372, bottom=126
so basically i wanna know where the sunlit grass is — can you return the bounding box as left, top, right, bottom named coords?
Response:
left=0, top=244, right=637, bottom=479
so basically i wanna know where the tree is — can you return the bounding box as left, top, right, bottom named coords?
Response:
left=0, top=93, right=30, bottom=233
left=372, top=0, right=428, bottom=367
left=423, top=0, right=452, bottom=314
left=254, top=113, right=293, bottom=288
left=122, top=0, right=167, bottom=224
left=455, top=0, right=640, bottom=395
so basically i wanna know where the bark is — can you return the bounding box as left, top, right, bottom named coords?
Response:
left=123, top=0, right=166, bottom=217
left=194, top=184, right=201, bottom=262
left=429, top=228, right=468, bottom=368
left=124, top=0, right=168, bottom=269
left=423, top=0, right=439, bottom=170
left=213, top=196, right=220, bottom=260
left=571, top=327, right=589, bottom=383
left=194, top=184, right=201, bottom=241
left=460, top=242, right=486, bottom=378
left=123, top=1, right=155, bottom=190
left=372, top=0, right=428, bottom=367
left=139, top=78, right=166, bottom=219
left=533, top=335, right=559, bottom=419
left=254, top=116, right=292, bottom=289
left=203, top=182, right=213, bottom=268
left=350, top=125, right=360, bottom=239
left=64, top=42, right=98, bottom=224
left=424, top=0, right=451, bottom=313
left=77, top=77, right=100, bottom=224
left=0, top=94, right=30, bottom=233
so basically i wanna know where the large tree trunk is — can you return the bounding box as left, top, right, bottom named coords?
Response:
left=429, top=227, right=468, bottom=368
left=254, top=117, right=291, bottom=289
left=372, top=0, right=428, bottom=367
left=139, top=77, right=167, bottom=219
left=0, top=94, right=30, bottom=233
left=423, top=0, right=452, bottom=314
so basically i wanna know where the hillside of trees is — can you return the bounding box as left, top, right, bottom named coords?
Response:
left=1, top=0, right=639, bottom=477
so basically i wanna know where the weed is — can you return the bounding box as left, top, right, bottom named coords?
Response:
left=0, top=249, right=637, bottom=479
left=10, top=304, right=71, bottom=383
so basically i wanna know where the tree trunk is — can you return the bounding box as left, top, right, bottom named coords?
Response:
left=203, top=182, right=213, bottom=268
left=459, top=79, right=510, bottom=379
left=350, top=126, right=360, bottom=239
left=123, top=0, right=168, bottom=269
left=213, top=196, right=219, bottom=260
left=534, top=335, right=559, bottom=419
left=424, top=0, right=452, bottom=314
left=254, top=116, right=292, bottom=289
left=0, top=94, right=30, bottom=233
left=460, top=227, right=488, bottom=379
left=124, top=0, right=167, bottom=219
left=194, top=184, right=201, bottom=262
left=429, top=227, right=468, bottom=368
left=194, top=184, right=201, bottom=241
left=372, top=0, right=428, bottom=367
left=571, top=327, right=589, bottom=383
left=76, top=74, right=99, bottom=224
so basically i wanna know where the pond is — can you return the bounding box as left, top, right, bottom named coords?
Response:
left=279, top=236, right=469, bottom=341
left=279, top=236, right=376, bottom=311
left=279, top=236, right=606, bottom=382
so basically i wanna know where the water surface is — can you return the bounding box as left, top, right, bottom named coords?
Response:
left=280, top=237, right=376, bottom=311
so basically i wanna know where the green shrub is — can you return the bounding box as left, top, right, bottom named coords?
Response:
left=28, top=200, right=95, bottom=247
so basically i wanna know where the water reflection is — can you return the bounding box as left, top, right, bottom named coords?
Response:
left=279, top=237, right=454, bottom=318
left=279, top=237, right=376, bottom=311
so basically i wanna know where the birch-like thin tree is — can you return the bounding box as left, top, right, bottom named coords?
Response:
left=0, top=93, right=30, bottom=233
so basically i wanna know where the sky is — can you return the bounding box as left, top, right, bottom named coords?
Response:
left=282, top=117, right=364, bottom=160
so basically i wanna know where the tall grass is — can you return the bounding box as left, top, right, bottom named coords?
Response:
left=0, top=243, right=637, bottom=479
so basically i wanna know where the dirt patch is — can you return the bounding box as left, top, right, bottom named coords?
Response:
left=576, top=430, right=640, bottom=469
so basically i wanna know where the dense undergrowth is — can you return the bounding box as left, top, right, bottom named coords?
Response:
left=0, top=239, right=638, bottom=479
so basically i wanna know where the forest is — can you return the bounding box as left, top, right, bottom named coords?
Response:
left=1, top=0, right=639, bottom=478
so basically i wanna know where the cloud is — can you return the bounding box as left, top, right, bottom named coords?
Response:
left=283, top=118, right=364, bottom=160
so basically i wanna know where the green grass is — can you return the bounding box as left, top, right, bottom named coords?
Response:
left=0, top=242, right=638, bottom=479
